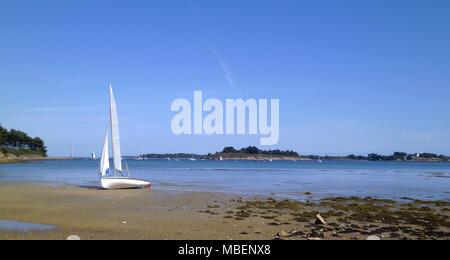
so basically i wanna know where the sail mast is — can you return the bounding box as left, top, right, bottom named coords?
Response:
left=109, top=84, right=123, bottom=175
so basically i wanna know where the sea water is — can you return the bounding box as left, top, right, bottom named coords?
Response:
left=0, top=159, right=449, bottom=201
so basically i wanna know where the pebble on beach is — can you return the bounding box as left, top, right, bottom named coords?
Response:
left=367, top=235, right=381, bottom=240
left=315, top=214, right=327, bottom=225
left=277, top=230, right=289, bottom=238
left=67, top=235, right=81, bottom=240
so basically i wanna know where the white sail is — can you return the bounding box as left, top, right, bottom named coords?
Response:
left=109, top=84, right=123, bottom=174
left=98, top=83, right=151, bottom=190
left=99, top=130, right=110, bottom=177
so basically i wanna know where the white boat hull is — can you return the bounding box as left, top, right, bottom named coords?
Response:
left=101, top=177, right=151, bottom=190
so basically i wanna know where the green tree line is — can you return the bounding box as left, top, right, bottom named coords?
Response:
left=221, top=146, right=299, bottom=157
left=0, top=125, right=47, bottom=156
left=366, top=152, right=448, bottom=161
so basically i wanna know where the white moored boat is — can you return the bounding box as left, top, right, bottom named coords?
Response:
left=99, top=84, right=151, bottom=190
left=101, top=177, right=151, bottom=190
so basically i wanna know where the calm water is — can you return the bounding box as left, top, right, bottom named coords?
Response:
left=0, top=220, right=55, bottom=231
left=0, top=159, right=449, bottom=201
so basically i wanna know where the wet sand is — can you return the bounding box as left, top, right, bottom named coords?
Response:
left=0, top=183, right=448, bottom=240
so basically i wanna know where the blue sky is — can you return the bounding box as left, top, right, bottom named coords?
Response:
left=1, top=0, right=450, bottom=156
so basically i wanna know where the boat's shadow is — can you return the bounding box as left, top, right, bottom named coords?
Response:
left=79, top=185, right=148, bottom=191
left=79, top=185, right=104, bottom=190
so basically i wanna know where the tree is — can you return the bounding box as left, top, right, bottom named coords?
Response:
left=0, top=125, right=7, bottom=147
left=347, top=154, right=357, bottom=160
left=242, top=146, right=260, bottom=154
left=420, top=153, right=438, bottom=159
left=222, top=147, right=237, bottom=153
left=8, top=129, right=28, bottom=149
left=368, top=153, right=382, bottom=161
left=32, top=137, right=47, bottom=155
left=393, top=152, right=407, bottom=161
left=7, top=129, right=19, bottom=148
left=0, top=124, right=47, bottom=157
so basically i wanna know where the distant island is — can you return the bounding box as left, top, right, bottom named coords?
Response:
left=139, top=146, right=450, bottom=162
left=209, top=147, right=450, bottom=162
left=208, top=146, right=300, bottom=161
left=0, top=124, right=48, bottom=163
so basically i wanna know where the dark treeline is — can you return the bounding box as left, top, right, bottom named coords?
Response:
left=220, top=146, right=300, bottom=157
left=0, top=125, right=47, bottom=156
left=366, top=152, right=449, bottom=162
left=303, top=152, right=449, bottom=162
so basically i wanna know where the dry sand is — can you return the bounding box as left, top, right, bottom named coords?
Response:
left=0, top=183, right=448, bottom=240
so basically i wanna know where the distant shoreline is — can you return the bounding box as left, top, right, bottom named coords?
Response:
left=138, top=146, right=450, bottom=163
left=2, top=156, right=448, bottom=164
left=0, top=157, right=71, bottom=164
left=136, top=154, right=450, bottom=163
left=210, top=155, right=450, bottom=163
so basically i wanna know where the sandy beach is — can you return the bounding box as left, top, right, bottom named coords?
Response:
left=0, top=183, right=448, bottom=240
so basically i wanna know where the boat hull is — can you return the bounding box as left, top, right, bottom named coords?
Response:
left=101, top=177, right=151, bottom=190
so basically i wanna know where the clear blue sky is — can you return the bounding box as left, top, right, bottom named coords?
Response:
left=1, top=0, right=450, bottom=156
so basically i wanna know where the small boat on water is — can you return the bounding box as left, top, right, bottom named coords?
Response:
left=99, top=84, right=151, bottom=190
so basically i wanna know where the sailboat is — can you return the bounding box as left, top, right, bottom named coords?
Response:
left=99, top=84, right=151, bottom=190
